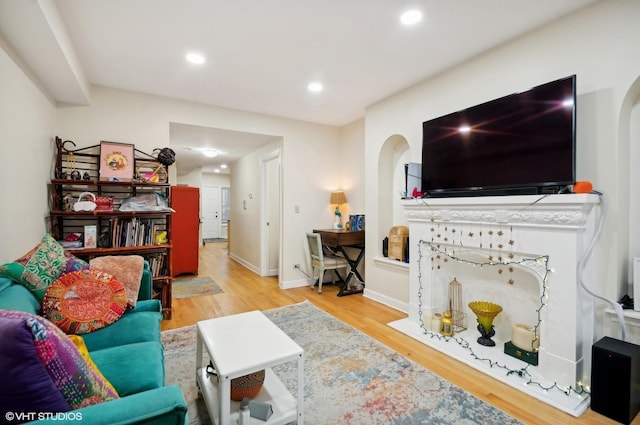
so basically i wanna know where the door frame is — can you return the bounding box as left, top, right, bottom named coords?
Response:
left=260, top=149, right=281, bottom=277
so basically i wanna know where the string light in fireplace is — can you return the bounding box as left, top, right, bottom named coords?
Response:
left=429, top=220, right=517, bottom=285
left=417, top=238, right=588, bottom=398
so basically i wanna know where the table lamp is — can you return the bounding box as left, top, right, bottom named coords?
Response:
left=330, top=191, right=347, bottom=229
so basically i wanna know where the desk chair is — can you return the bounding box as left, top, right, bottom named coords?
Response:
left=306, top=232, right=350, bottom=293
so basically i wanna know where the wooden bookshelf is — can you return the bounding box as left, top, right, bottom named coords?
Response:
left=49, top=137, right=174, bottom=318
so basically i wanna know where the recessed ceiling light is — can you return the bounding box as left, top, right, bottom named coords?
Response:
left=308, top=82, right=323, bottom=93
left=214, top=169, right=221, bottom=173
left=202, top=149, right=218, bottom=158
left=186, top=52, right=205, bottom=65
left=220, top=164, right=228, bottom=169
left=400, top=9, right=423, bottom=26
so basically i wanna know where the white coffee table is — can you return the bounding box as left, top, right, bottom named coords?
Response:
left=196, top=310, right=304, bottom=424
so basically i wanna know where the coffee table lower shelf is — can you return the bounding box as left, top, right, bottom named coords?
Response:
left=196, top=367, right=298, bottom=425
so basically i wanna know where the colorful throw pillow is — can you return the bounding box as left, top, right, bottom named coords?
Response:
left=63, top=250, right=91, bottom=274
left=0, top=310, right=119, bottom=416
left=68, top=335, right=119, bottom=396
left=42, top=269, right=127, bottom=334
left=0, top=234, right=89, bottom=302
left=0, top=261, right=26, bottom=283
left=90, top=255, right=144, bottom=309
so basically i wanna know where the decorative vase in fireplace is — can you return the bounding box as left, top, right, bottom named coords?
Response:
left=468, top=301, right=503, bottom=347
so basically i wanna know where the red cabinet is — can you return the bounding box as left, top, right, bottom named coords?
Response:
left=170, top=186, right=200, bottom=276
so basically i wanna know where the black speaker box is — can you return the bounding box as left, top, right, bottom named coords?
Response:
left=591, top=337, right=640, bottom=424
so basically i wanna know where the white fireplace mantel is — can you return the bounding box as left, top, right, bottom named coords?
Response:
left=390, top=194, right=601, bottom=417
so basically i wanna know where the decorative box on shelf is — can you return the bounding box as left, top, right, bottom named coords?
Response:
left=388, top=225, right=409, bottom=261
left=504, top=340, right=539, bottom=366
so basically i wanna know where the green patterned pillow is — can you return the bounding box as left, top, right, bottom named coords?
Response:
left=0, top=261, right=26, bottom=283
left=0, top=234, right=88, bottom=302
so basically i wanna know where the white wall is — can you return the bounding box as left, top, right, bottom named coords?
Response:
left=54, top=86, right=347, bottom=285
left=0, top=38, right=57, bottom=261
left=0, top=42, right=361, bottom=286
left=363, top=1, right=640, bottom=341
left=229, top=139, right=281, bottom=274
left=338, top=119, right=365, bottom=220
left=176, top=167, right=204, bottom=187
left=202, top=172, right=230, bottom=187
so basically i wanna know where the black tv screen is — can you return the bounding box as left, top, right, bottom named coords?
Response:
left=421, top=75, right=576, bottom=197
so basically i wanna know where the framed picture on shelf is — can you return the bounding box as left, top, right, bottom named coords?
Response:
left=99, top=141, right=135, bottom=181
left=84, top=225, right=97, bottom=249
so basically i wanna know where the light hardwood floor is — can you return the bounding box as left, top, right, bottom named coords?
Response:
left=163, top=242, right=632, bottom=425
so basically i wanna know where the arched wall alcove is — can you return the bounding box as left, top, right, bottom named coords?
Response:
left=596, top=73, right=640, bottom=344
left=624, top=74, right=640, bottom=279
left=377, top=134, right=410, bottom=256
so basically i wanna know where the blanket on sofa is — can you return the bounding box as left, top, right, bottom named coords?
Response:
left=90, top=255, right=144, bottom=308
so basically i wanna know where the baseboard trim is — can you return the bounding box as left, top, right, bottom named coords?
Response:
left=363, top=288, right=408, bottom=314
left=228, top=253, right=260, bottom=275
left=280, top=278, right=309, bottom=290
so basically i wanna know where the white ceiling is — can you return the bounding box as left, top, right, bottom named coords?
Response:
left=169, top=123, right=279, bottom=175
left=0, top=0, right=598, bottom=175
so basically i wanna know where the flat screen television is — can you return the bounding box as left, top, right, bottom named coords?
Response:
left=421, top=75, right=576, bottom=197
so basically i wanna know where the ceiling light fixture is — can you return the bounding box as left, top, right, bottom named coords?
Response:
left=186, top=52, right=205, bottom=65
left=202, top=149, right=218, bottom=158
left=308, top=82, right=323, bottom=93
left=400, top=9, right=423, bottom=26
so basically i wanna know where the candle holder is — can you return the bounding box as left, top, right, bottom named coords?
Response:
left=468, top=301, right=503, bottom=347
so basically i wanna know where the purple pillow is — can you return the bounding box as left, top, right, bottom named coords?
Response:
left=0, top=310, right=118, bottom=420
left=0, top=313, right=70, bottom=415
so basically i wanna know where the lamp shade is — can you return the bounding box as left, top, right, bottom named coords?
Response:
left=330, top=191, right=347, bottom=205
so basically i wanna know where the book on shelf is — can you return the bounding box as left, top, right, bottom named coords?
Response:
left=109, top=217, right=161, bottom=248
left=146, top=252, right=167, bottom=278
left=84, top=225, right=97, bottom=248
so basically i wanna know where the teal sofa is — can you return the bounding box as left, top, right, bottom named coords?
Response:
left=0, top=264, right=188, bottom=425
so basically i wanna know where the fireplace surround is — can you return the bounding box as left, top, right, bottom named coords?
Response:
left=390, top=194, right=601, bottom=416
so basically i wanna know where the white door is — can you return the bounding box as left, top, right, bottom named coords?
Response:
left=266, top=157, right=280, bottom=274
left=261, top=151, right=280, bottom=276
left=202, top=186, right=220, bottom=239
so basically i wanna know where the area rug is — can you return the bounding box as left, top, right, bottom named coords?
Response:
left=162, top=301, right=523, bottom=425
left=172, top=276, right=223, bottom=299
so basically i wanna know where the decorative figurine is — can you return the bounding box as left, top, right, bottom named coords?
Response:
left=333, top=206, right=343, bottom=229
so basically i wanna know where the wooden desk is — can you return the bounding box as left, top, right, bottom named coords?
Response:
left=313, top=229, right=365, bottom=296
